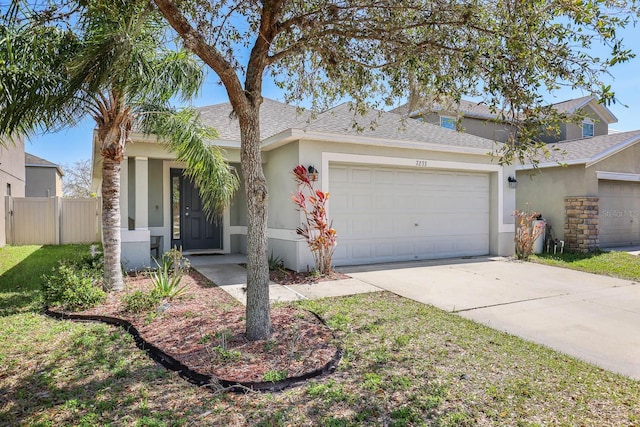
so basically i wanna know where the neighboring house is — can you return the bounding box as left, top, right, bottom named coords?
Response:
left=395, top=95, right=636, bottom=252
left=0, top=135, right=26, bottom=246
left=517, top=130, right=640, bottom=251
left=25, top=153, right=64, bottom=197
left=91, top=98, right=517, bottom=270
left=391, top=96, right=616, bottom=143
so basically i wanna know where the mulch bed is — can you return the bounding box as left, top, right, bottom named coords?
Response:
left=46, top=269, right=342, bottom=392
left=270, top=268, right=350, bottom=286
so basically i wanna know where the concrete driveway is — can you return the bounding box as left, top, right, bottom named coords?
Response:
left=340, top=257, right=640, bottom=380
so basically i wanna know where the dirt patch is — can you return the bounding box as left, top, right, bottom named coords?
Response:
left=51, top=270, right=340, bottom=388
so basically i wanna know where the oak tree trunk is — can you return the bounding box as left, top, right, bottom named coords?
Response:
left=239, top=103, right=271, bottom=341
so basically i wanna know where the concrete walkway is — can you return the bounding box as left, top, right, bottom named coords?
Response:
left=189, top=253, right=640, bottom=379
left=187, top=254, right=381, bottom=305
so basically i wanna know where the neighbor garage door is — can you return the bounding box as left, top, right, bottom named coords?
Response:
left=329, top=164, right=490, bottom=266
left=598, top=180, right=640, bottom=247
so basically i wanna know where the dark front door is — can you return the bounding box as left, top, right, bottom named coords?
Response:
left=171, top=169, right=222, bottom=251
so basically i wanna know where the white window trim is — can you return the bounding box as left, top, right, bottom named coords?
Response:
left=582, top=119, right=594, bottom=138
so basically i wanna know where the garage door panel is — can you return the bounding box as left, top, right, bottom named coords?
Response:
left=330, top=164, right=490, bottom=265
left=599, top=180, right=640, bottom=247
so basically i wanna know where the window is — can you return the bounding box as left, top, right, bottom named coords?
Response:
left=582, top=121, right=594, bottom=138
left=6, top=183, right=10, bottom=196
left=440, top=116, right=456, bottom=130
left=171, top=173, right=181, bottom=240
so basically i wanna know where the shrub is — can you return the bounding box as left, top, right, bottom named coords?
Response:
left=157, top=247, right=190, bottom=276
left=151, top=259, right=188, bottom=299
left=514, top=207, right=545, bottom=261
left=121, top=290, right=161, bottom=313
left=268, top=251, right=284, bottom=271
left=291, top=165, right=337, bottom=275
left=42, top=263, right=106, bottom=310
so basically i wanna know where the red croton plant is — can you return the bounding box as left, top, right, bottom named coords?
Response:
left=291, top=165, right=337, bottom=275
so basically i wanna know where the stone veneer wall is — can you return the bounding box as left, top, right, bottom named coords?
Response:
left=564, top=196, right=599, bottom=252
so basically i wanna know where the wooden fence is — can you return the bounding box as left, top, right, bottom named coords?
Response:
left=5, top=196, right=101, bottom=245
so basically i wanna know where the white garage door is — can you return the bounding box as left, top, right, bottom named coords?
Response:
left=329, top=164, right=490, bottom=266
left=599, top=180, right=640, bottom=247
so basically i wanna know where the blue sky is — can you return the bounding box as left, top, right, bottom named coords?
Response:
left=25, top=25, right=640, bottom=168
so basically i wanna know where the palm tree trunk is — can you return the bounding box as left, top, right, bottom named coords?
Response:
left=240, top=106, right=271, bottom=341
left=101, top=154, right=124, bottom=292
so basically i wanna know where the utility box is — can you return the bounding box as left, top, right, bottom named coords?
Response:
left=532, top=219, right=546, bottom=254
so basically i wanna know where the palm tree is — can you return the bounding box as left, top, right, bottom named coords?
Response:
left=0, top=1, right=237, bottom=291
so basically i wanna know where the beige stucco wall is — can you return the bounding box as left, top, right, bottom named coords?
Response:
left=1, top=136, right=26, bottom=246
left=516, top=164, right=587, bottom=241
left=264, top=142, right=300, bottom=230
left=586, top=141, right=640, bottom=183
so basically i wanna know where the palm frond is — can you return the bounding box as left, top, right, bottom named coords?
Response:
left=139, top=107, right=239, bottom=219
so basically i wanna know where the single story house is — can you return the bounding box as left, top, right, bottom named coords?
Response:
left=25, top=153, right=64, bottom=197
left=92, top=98, right=517, bottom=271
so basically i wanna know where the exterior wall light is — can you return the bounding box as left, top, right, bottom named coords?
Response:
left=307, top=165, right=318, bottom=181
left=508, top=176, right=518, bottom=189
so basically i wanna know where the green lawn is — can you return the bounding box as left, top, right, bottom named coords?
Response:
left=1, top=245, right=640, bottom=426
left=0, top=244, right=93, bottom=316
left=531, top=250, right=640, bottom=281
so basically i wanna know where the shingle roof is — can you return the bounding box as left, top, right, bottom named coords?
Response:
left=390, top=99, right=498, bottom=119
left=197, top=98, right=313, bottom=141
left=25, top=153, right=64, bottom=175
left=392, top=95, right=616, bottom=123
left=197, top=98, right=499, bottom=151
left=528, top=130, right=640, bottom=166
left=549, top=96, right=593, bottom=114
left=301, top=102, right=498, bottom=150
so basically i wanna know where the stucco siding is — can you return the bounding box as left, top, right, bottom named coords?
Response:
left=516, top=165, right=587, bottom=240
left=148, top=159, right=163, bottom=227
left=264, top=141, right=300, bottom=230
left=420, top=112, right=513, bottom=143
left=26, top=167, right=61, bottom=197
left=1, top=136, right=26, bottom=246
left=587, top=141, right=640, bottom=178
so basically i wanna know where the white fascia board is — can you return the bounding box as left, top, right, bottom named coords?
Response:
left=586, top=134, right=640, bottom=167
left=263, top=128, right=495, bottom=156
left=596, top=171, right=640, bottom=182
left=516, top=158, right=587, bottom=170
left=587, top=100, right=618, bottom=124
left=568, top=97, right=594, bottom=114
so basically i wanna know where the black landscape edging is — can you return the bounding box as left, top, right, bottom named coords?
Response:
left=44, top=307, right=342, bottom=393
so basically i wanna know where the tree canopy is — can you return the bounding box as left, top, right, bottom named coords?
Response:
left=1, top=0, right=238, bottom=291
left=151, top=0, right=639, bottom=340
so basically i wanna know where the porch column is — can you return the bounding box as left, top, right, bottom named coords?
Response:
left=134, top=156, right=149, bottom=229
left=120, top=156, right=128, bottom=229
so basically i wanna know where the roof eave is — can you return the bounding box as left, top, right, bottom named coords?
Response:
left=585, top=134, right=640, bottom=167
left=262, top=128, right=497, bottom=156
left=516, top=158, right=588, bottom=170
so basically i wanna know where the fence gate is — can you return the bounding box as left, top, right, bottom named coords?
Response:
left=5, top=196, right=101, bottom=245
